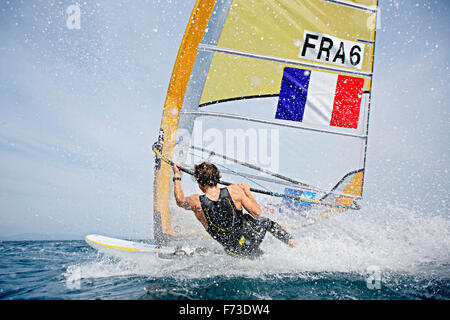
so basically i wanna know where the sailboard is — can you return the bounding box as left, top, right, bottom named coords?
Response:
left=85, top=234, right=225, bottom=259
left=153, top=0, right=379, bottom=249
left=85, top=234, right=180, bottom=256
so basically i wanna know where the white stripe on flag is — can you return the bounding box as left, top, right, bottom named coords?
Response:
left=302, top=72, right=338, bottom=126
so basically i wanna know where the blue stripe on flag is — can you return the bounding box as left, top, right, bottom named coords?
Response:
left=275, top=67, right=311, bottom=122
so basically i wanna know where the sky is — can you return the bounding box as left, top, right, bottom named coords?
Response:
left=0, top=0, right=448, bottom=239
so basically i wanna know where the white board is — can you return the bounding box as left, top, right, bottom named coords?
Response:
left=85, top=234, right=193, bottom=258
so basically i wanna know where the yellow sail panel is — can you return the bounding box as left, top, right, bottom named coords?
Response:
left=199, top=52, right=370, bottom=106
left=200, top=0, right=377, bottom=105
left=216, top=0, right=376, bottom=68
left=200, top=54, right=284, bottom=105
left=352, top=0, right=377, bottom=4
left=334, top=170, right=364, bottom=206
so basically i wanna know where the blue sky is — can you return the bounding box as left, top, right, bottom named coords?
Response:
left=0, top=0, right=448, bottom=239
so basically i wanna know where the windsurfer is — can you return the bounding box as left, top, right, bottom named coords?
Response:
left=172, top=161, right=297, bottom=259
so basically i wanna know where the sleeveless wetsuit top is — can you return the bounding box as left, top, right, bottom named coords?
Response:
left=199, top=187, right=246, bottom=251
left=199, top=187, right=292, bottom=258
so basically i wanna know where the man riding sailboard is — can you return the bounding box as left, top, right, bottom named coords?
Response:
left=172, top=161, right=297, bottom=259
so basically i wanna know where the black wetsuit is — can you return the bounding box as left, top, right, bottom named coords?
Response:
left=199, top=187, right=294, bottom=259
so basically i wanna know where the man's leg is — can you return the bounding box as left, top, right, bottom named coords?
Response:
left=245, top=215, right=294, bottom=245
left=265, top=219, right=294, bottom=245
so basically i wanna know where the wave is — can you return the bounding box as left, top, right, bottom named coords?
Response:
left=64, top=201, right=449, bottom=284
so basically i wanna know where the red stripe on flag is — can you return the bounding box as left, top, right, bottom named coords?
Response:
left=330, top=75, right=365, bottom=129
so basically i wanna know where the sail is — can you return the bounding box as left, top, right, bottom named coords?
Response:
left=153, top=0, right=378, bottom=245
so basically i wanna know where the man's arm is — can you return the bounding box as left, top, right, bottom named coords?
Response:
left=236, top=183, right=261, bottom=217
left=172, top=164, right=208, bottom=230
left=172, top=163, right=202, bottom=213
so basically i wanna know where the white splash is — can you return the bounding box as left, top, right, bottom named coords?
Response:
left=64, top=201, right=449, bottom=284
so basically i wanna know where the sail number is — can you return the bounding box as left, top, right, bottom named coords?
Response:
left=299, top=30, right=365, bottom=70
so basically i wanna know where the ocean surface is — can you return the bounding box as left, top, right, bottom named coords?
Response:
left=1, top=205, right=449, bottom=300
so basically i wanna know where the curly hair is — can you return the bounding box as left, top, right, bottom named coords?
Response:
left=194, top=162, right=221, bottom=187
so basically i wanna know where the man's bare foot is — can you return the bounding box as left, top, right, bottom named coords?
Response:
left=288, top=239, right=298, bottom=247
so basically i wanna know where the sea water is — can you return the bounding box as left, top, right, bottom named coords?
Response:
left=0, top=203, right=448, bottom=300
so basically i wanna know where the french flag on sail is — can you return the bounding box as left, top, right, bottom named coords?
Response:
left=275, top=67, right=365, bottom=129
